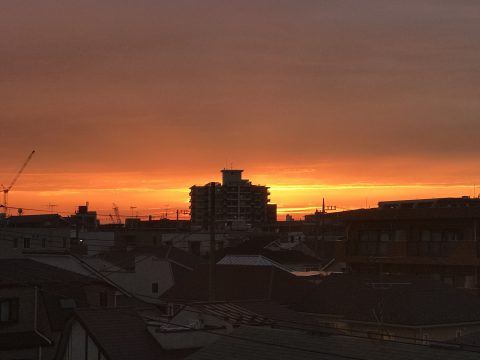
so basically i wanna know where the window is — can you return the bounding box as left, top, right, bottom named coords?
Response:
left=152, top=282, right=159, bottom=294
left=379, top=231, right=391, bottom=242
left=456, top=329, right=463, bottom=338
left=23, top=238, right=31, bottom=249
left=421, top=230, right=431, bottom=242
left=62, top=237, right=67, bottom=248
left=42, top=238, right=46, bottom=248
left=422, top=333, right=429, bottom=345
left=59, top=298, right=77, bottom=309
left=99, top=292, right=108, bottom=307
left=0, top=298, right=19, bottom=323
left=394, top=230, right=407, bottom=241
left=13, top=238, right=18, bottom=248
left=189, top=241, right=201, bottom=255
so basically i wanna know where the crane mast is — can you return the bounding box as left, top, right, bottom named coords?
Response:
left=1, top=150, right=36, bottom=216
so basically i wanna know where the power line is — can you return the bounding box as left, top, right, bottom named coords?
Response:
left=3, top=256, right=480, bottom=355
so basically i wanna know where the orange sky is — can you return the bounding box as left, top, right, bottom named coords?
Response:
left=2, top=1, right=480, bottom=221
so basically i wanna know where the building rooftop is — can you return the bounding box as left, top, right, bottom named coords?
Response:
left=0, top=258, right=98, bottom=286
left=1, top=214, right=71, bottom=228
left=185, top=326, right=479, bottom=360
left=161, top=264, right=315, bottom=304
left=294, top=273, right=480, bottom=326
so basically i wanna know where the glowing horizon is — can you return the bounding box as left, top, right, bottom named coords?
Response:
left=3, top=1, right=480, bottom=221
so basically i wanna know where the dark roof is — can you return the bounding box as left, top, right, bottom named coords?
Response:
left=339, top=207, right=480, bottom=222
left=98, top=246, right=201, bottom=271
left=222, top=247, right=321, bottom=265
left=161, top=264, right=315, bottom=304
left=0, top=258, right=99, bottom=286
left=217, top=235, right=322, bottom=266
left=3, top=214, right=71, bottom=228
left=294, top=274, right=480, bottom=326
left=72, top=308, right=191, bottom=360
left=98, top=251, right=136, bottom=271
left=0, top=331, right=51, bottom=350
left=135, top=246, right=201, bottom=269
left=185, top=326, right=480, bottom=360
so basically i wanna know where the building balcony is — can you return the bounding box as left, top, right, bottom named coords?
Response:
left=339, top=240, right=480, bottom=266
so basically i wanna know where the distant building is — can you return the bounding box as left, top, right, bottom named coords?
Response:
left=190, top=169, right=277, bottom=230
left=0, top=214, right=72, bottom=256
left=69, top=203, right=99, bottom=232
left=331, top=196, right=480, bottom=291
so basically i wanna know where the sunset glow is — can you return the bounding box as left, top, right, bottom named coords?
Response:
left=3, top=1, right=480, bottom=220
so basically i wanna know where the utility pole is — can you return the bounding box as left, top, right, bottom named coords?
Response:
left=314, top=198, right=336, bottom=257
left=209, top=182, right=216, bottom=302
left=176, top=209, right=179, bottom=232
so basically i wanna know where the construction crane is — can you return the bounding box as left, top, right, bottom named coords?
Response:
left=112, top=203, right=122, bottom=224
left=1, top=150, right=36, bottom=216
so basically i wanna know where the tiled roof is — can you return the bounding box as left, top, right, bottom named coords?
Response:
left=185, top=326, right=480, bottom=360
left=294, top=274, right=480, bottom=326
left=236, top=301, right=321, bottom=331
left=185, top=302, right=272, bottom=326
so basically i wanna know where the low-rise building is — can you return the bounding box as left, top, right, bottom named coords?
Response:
left=0, top=259, right=116, bottom=359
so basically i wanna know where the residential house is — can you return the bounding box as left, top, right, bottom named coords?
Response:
left=0, top=259, right=116, bottom=359
left=0, top=214, right=72, bottom=256
left=55, top=307, right=192, bottom=360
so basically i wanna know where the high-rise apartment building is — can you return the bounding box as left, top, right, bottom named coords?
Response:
left=190, top=169, right=277, bottom=230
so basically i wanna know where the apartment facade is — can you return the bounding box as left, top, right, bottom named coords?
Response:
left=190, top=169, right=277, bottom=230
left=335, top=197, right=480, bottom=290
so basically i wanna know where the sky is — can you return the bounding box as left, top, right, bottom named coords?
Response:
left=2, top=0, right=480, bottom=220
